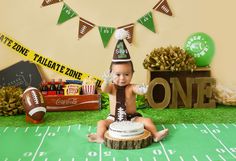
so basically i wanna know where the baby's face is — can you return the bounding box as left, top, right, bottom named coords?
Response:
left=111, top=63, right=133, bottom=86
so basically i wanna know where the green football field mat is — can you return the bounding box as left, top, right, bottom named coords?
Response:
left=0, top=123, right=236, bottom=161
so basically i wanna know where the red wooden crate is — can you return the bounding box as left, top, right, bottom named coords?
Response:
left=44, top=94, right=101, bottom=111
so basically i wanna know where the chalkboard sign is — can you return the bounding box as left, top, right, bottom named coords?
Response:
left=0, top=61, right=42, bottom=90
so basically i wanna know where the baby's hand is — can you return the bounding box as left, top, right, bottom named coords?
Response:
left=137, top=83, right=148, bottom=94
left=102, top=71, right=114, bottom=84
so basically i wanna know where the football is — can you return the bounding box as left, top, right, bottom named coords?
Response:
left=22, top=87, right=46, bottom=123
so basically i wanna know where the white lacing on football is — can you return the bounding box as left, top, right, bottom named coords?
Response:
left=108, top=121, right=144, bottom=139
left=32, top=90, right=39, bottom=105
left=117, top=107, right=126, bottom=121
left=29, top=107, right=46, bottom=116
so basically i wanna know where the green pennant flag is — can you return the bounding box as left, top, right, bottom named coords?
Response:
left=137, top=11, right=156, bottom=33
left=57, top=3, right=78, bottom=24
left=98, top=26, right=115, bottom=48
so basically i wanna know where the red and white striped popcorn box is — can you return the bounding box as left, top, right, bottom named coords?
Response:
left=82, top=84, right=96, bottom=95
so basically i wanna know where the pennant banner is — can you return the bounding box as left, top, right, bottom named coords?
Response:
left=0, top=33, right=103, bottom=87
left=137, top=11, right=156, bottom=33
left=78, top=17, right=95, bottom=39
left=41, top=0, right=62, bottom=7
left=118, top=23, right=134, bottom=44
left=98, top=26, right=115, bottom=48
left=41, top=0, right=173, bottom=47
left=153, top=0, right=173, bottom=16
left=57, top=3, right=78, bottom=24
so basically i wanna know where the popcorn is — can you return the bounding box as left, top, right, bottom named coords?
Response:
left=82, top=76, right=96, bottom=95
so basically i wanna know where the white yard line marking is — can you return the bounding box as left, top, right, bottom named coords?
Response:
left=3, top=127, right=8, bottom=133
left=193, top=155, right=198, bottom=161
left=4, top=158, right=8, bottom=161
left=172, top=124, right=176, bottom=129
left=161, top=124, right=166, bottom=129
left=85, top=157, right=88, bottom=161
left=78, top=124, right=81, bottom=130
left=88, top=126, right=92, bottom=132
left=222, top=124, right=228, bottom=129
left=192, top=124, right=198, bottom=128
left=24, top=127, right=29, bottom=133
left=14, top=127, right=19, bottom=133
left=160, top=141, right=170, bottom=161
left=203, top=124, right=236, bottom=159
left=58, top=158, right=61, bottom=161
left=126, top=157, right=129, bottom=161
left=99, top=144, right=102, bottom=161
left=17, top=159, right=21, bottom=161
left=219, top=154, right=226, bottom=161
left=206, top=155, right=212, bottom=161
left=31, top=126, right=50, bottom=161
left=182, top=123, right=187, bottom=128
left=44, top=158, right=48, bottom=161
left=112, top=157, right=116, bottom=161
left=213, top=123, right=218, bottom=128
left=179, top=156, right=184, bottom=161
left=57, top=126, right=61, bottom=132
left=153, top=157, right=157, bottom=161
left=68, top=125, right=71, bottom=133
left=35, top=126, right=39, bottom=133
left=72, top=157, right=75, bottom=161
left=232, top=123, right=236, bottom=127
left=139, top=157, right=143, bottom=161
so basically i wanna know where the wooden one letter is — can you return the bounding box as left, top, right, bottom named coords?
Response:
left=194, top=77, right=216, bottom=108
left=147, top=78, right=171, bottom=109
left=169, top=77, right=194, bottom=108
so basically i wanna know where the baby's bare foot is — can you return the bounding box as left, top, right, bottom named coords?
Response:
left=88, top=133, right=104, bottom=143
left=153, top=129, right=169, bottom=142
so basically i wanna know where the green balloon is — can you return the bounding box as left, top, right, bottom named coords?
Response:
left=184, top=32, right=215, bottom=67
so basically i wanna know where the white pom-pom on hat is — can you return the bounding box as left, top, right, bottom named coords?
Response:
left=115, top=28, right=128, bottom=40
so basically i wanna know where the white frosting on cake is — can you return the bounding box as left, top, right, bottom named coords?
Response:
left=108, top=121, right=144, bottom=139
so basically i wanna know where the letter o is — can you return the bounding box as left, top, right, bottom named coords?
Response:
left=147, top=78, right=171, bottom=109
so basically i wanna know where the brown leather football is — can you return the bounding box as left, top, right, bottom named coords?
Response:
left=22, top=87, right=46, bottom=123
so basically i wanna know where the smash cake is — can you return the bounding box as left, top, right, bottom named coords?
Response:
left=108, top=121, right=144, bottom=139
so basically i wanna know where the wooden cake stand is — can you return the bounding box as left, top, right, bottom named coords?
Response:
left=104, top=129, right=153, bottom=149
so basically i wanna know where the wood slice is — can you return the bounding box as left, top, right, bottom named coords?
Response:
left=104, top=129, right=153, bottom=150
